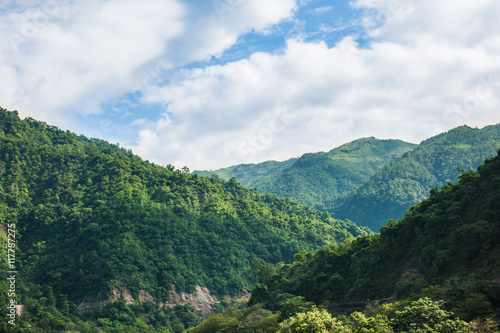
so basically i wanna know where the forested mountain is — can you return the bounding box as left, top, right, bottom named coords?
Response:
left=0, top=108, right=369, bottom=332
left=195, top=159, right=299, bottom=190
left=198, top=125, right=500, bottom=233
left=195, top=138, right=417, bottom=211
left=190, top=149, right=500, bottom=332
left=335, top=124, right=500, bottom=231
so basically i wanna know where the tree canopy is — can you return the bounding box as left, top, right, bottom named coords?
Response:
left=0, top=107, right=369, bottom=332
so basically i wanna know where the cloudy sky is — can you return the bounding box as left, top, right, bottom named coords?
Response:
left=1, top=0, right=500, bottom=170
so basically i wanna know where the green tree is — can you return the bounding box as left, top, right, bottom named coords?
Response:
left=349, top=312, right=393, bottom=333
left=392, top=298, right=470, bottom=333
left=278, top=307, right=352, bottom=333
left=452, top=293, right=494, bottom=322
left=0, top=107, right=370, bottom=331
left=251, top=258, right=277, bottom=284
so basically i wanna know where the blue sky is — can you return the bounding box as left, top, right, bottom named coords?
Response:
left=1, top=0, right=500, bottom=170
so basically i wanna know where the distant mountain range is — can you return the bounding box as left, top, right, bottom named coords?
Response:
left=197, top=137, right=417, bottom=210
left=335, top=124, right=500, bottom=230
left=195, top=137, right=417, bottom=211
left=191, top=146, right=500, bottom=332
left=2, top=105, right=499, bottom=331
left=195, top=124, right=500, bottom=231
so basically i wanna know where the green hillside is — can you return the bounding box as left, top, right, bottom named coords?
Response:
left=191, top=149, right=500, bottom=332
left=198, top=125, right=500, bottom=233
left=194, top=158, right=298, bottom=189
left=0, top=108, right=369, bottom=332
left=335, top=124, right=500, bottom=231
left=196, top=137, right=417, bottom=211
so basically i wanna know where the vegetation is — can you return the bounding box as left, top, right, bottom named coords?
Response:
left=195, top=137, right=417, bottom=211
left=335, top=124, right=500, bottom=231
left=190, top=149, right=500, bottom=332
left=0, top=107, right=369, bottom=332
left=251, top=149, right=500, bottom=308
left=277, top=307, right=351, bottom=333
left=2, top=106, right=499, bottom=331
left=198, top=125, right=500, bottom=232
left=191, top=297, right=494, bottom=332
left=195, top=159, right=299, bottom=189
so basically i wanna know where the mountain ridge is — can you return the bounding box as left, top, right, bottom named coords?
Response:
left=189, top=148, right=500, bottom=332
left=335, top=124, right=500, bottom=230
left=195, top=137, right=418, bottom=211
left=196, top=124, right=500, bottom=231
left=0, top=107, right=369, bottom=332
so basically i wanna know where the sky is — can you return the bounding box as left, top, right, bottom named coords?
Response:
left=1, top=0, right=500, bottom=170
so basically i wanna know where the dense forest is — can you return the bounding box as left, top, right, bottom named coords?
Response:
left=195, top=137, right=417, bottom=211
left=190, top=149, right=500, bottom=332
left=335, top=124, right=500, bottom=231
left=195, top=159, right=299, bottom=190
left=2, top=106, right=499, bottom=332
left=0, top=108, right=369, bottom=332
left=199, top=124, right=500, bottom=232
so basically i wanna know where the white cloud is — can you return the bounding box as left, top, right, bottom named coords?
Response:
left=1, top=0, right=500, bottom=170
left=0, top=0, right=185, bottom=124
left=313, top=6, right=334, bottom=14
left=353, top=0, right=499, bottom=47
left=0, top=0, right=297, bottom=129
left=164, top=0, right=297, bottom=64
left=134, top=0, right=500, bottom=170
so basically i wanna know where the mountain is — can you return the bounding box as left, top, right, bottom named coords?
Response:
left=197, top=125, right=500, bottom=233
left=0, top=108, right=370, bottom=332
left=190, top=149, right=500, bottom=332
left=253, top=149, right=500, bottom=306
left=195, top=158, right=298, bottom=190
left=335, top=124, right=500, bottom=231
left=195, top=137, right=418, bottom=211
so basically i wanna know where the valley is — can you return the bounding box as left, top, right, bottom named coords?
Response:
left=1, top=107, right=499, bottom=332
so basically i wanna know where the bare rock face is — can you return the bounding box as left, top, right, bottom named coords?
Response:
left=120, top=286, right=135, bottom=305
left=138, top=289, right=154, bottom=303
left=15, top=305, right=27, bottom=317
left=224, top=288, right=251, bottom=304
left=84, top=282, right=225, bottom=318
left=77, top=301, right=92, bottom=310
left=102, top=285, right=135, bottom=306
left=163, top=285, right=220, bottom=318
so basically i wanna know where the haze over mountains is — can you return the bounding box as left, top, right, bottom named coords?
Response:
left=196, top=124, right=500, bottom=231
